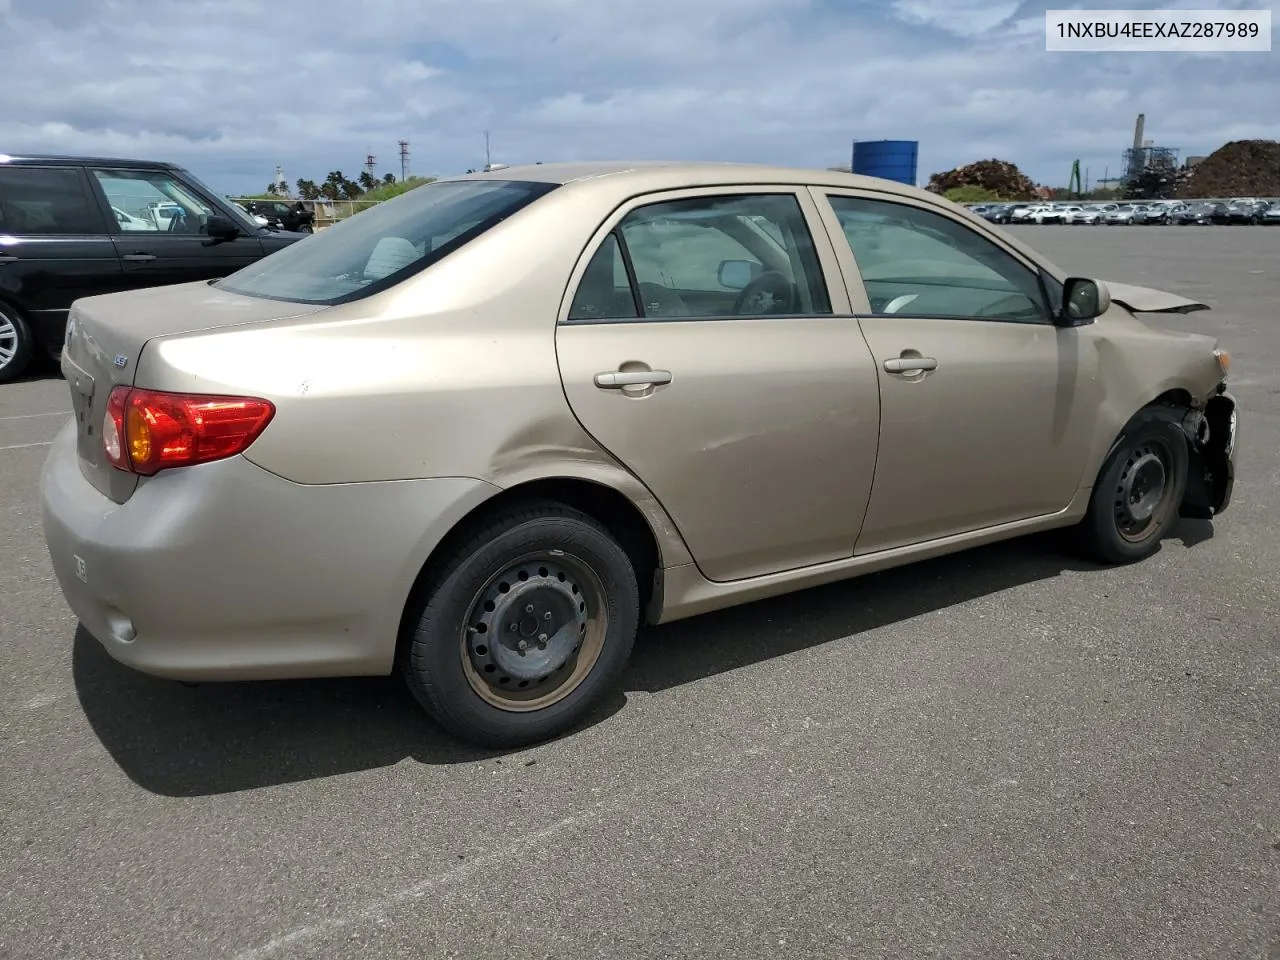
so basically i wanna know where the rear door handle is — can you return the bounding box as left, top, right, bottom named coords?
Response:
left=122, top=253, right=157, bottom=262
left=0, top=254, right=17, bottom=264
left=594, top=370, right=673, bottom=389
left=883, top=357, right=937, bottom=374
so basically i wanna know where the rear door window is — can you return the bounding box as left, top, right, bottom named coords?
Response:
left=0, top=166, right=105, bottom=235
left=217, top=179, right=558, bottom=305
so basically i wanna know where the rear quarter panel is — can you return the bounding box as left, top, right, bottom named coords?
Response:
left=133, top=183, right=698, bottom=569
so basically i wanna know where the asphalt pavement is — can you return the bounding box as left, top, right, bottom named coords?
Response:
left=1, top=225, right=1277, bottom=960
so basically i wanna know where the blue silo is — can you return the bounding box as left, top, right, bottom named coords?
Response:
left=851, top=140, right=920, bottom=186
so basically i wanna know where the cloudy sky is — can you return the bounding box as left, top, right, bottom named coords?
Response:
left=1, top=0, right=1274, bottom=195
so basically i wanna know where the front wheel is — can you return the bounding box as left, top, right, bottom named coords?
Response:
left=401, top=502, right=640, bottom=749
left=1077, top=412, right=1190, bottom=564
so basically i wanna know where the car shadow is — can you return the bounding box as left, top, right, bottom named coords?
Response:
left=74, top=530, right=1123, bottom=797
left=1173, top=517, right=1215, bottom=549
left=71, top=630, right=628, bottom=797
left=5, top=355, right=63, bottom=384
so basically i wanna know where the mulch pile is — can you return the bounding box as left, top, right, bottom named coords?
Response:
left=925, top=159, right=1038, bottom=201
left=1177, top=140, right=1280, bottom=198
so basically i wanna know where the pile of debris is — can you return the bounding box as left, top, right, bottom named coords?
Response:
left=925, top=159, right=1038, bottom=201
left=1177, top=140, right=1280, bottom=198
left=1123, top=159, right=1193, bottom=200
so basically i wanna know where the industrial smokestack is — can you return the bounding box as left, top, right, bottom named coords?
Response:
left=1133, top=113, right=1145, bottom=151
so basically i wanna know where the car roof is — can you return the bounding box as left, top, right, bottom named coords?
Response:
left=0, top=153, right=182, bottom=170
left=454, top=159, right=940, bottom=201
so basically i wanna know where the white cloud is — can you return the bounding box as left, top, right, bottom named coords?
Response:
left=0, top=0, right=1275, bottom=193
left=889, top=0, right=1022, bottom=37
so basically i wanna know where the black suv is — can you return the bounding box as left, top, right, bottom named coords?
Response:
left=0, top=154, right=310, bottom=382
left=242, top=199, right=316, bottom=233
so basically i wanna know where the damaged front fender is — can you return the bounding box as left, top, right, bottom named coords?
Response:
left=1179, top=390, right=1238, bottom=519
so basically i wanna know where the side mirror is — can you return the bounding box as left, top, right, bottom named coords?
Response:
left=1060, top=277, right=1110, bottom=325
left=204, top=215, right=241, bottom=242
left=717, top=259, right=758, bottom=290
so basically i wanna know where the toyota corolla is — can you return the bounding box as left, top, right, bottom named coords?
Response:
left=41, top=161, right=1239, bottom=748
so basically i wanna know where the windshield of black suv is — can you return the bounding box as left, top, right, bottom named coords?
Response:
left=216, top=179, right=559, bottom=305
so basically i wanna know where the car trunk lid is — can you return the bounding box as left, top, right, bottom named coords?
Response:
left=61, top=280, right=327, bottom=503
left=1104, top=281, right=1210, bottom=315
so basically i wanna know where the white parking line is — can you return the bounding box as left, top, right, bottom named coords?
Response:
left=0, top=441, right=54, bottom=451
left=0, top=411, right=71, bottom=422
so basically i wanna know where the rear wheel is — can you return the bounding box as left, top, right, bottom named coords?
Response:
left=0, top=303, right=34, bottom=384
left=1078, top=411, right=1189, bottom=564
left=401, top=502, right=640, bottom=749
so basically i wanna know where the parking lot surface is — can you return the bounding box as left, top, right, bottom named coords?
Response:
left=2, top=226, right=1277, bottom=960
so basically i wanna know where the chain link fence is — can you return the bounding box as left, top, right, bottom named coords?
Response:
left=229, top=197, right=384, bottom=230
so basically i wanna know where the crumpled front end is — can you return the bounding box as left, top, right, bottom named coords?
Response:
left=1179, top=386, right=1238, bottom=519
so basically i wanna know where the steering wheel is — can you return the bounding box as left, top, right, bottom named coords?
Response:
left=732, top=270, right=797, bottom=316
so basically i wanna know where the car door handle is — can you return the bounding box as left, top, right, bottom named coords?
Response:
left=883, top=357, right=937, bottom=374
left=122, top=253, right=157, bottom=262
left=0, top=254, right=16, bottom=264
left=593, top=370, right=673, bottom=388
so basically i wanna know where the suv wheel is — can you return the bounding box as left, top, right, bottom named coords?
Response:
left=0, top=303, right=34, bottom=384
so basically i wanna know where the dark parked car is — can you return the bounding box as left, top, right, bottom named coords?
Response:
left=1224, top=200, right=1270, bottom=225
left=981, top=203, right=1017, bottom=224
left=1173, top=203, right=1222, bottom=225
left=243, top=199, right=316, bottom=233
left=0, top=154, right=310, bottom=382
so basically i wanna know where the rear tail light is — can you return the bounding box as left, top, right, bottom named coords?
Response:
left=102, top=386, right=275, bottom=476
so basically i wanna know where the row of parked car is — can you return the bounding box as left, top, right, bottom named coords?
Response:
left=971, top=198, right=1279, bottom=226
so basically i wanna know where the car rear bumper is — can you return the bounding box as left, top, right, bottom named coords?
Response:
left=40, top=422, right=497, bottom=681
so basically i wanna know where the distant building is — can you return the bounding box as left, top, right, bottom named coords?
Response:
left=1184, top=156, right=1206, bottom=169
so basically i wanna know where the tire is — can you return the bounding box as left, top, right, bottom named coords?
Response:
left=401, top=501, right=640, bottom=749
left=0, top=302, right=35, bottom=384
left=1077, top=410, right=1190, bottom=564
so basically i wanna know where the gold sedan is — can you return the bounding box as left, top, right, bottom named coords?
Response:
left=40, top=161, right=1238, bottom=748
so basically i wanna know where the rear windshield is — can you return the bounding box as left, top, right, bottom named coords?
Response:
left=217, top=178, right=558, bottom=305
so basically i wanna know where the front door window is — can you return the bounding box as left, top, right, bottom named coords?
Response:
left=827, top=195, right=1051, bottom=323
left=91, top=169, right=217, bottom=235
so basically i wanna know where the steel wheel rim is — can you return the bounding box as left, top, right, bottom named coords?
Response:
left=459, top=551, right=609, bottom=712
left=0, top=313, right=17, bottom=367
left=1113, top=440, right=1173, bottom=543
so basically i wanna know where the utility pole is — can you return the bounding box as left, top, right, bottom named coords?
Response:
left=398, top=139, right=410, bottom=181
left=484, top=131, right=491, bottom=169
